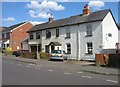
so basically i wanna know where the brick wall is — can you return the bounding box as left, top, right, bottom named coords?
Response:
left=11, top=22, right=33, bottom=51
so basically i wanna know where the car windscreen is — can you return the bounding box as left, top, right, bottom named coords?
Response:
left=51, top=50, right=62, bottom=54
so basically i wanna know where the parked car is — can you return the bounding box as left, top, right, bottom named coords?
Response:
left=50, top=50, right=68, bottom=61
left=13, top=50, right=29, bottom=57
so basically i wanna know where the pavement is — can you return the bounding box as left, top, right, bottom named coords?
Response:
left=2, top=54, right=119, bottom=76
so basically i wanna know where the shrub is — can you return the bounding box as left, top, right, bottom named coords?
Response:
left=39, top=52, right=50, bottom=59
left=5, top=47, right=13, bottom=55
left=20, top=52, right=37, bottom=59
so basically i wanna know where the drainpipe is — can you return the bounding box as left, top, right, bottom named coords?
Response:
left=10, top=31, right=12, bottom=49
left=76, top=24, right=79, bottom=61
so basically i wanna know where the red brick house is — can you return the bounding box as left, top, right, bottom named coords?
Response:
left=2, top=22, right=33, bottom=51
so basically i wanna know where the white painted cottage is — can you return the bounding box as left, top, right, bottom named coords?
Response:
left=27, top=4, right=119, bottom=60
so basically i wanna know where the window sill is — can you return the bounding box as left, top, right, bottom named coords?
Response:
left=65, top=37, right=71, bottom=39
left=55, top=37, right=59, bottom=39
left=46, top=38, right=50, bottom=40
left=85, top=53, right=93, bottom=55
left=85, top=35, right=93, bottom=37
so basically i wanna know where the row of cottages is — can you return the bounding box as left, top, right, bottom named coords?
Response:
left=27, top=4, right=119, bottom=60
left=2, top=22, right=33, bottom=51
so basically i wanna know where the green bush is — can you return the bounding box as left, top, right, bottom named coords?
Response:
left=20, top=52, right=37, bottom=59
left=39, top=52, right=50, bottom=59
left=5, top=47, right=13, bottom=55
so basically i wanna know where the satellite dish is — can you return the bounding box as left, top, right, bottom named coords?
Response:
left=108, top=33, right=112, bottom=37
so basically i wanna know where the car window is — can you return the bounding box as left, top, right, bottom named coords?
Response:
left=51, top=50, right=62, bottom=54
left=63, top=51, right=66, bottom=54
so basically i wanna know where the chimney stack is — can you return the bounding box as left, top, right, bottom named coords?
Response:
left=49, top=14, right=54, bottom=23
left=82, top=4, right=91, bottom=15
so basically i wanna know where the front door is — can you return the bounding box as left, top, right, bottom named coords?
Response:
left=51, top=45, right=54, bottom=52
left=45, top=45, right=49, bottom=53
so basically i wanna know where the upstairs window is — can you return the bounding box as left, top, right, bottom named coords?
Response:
left=36, top=32, right=41, bottom=39
left=46, top=30, right=51, bottom=38
left=6, top=33, right=10, bottom=39
left=86, top=24, right=92, bottom=36
left=56, top=29, right=59, bottom=37
left=86, top=42, right=93, bottom=54
left=30, top=33, right=34, bottom=40
left=66, top=43, right=71, bottom=54
left=65, top=28, right=71, bottom=39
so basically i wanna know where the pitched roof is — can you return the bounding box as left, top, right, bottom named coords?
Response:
left=118, top=23, right=120, bottom=30
left=28, top=9, right=110, bottom=32
left=0, top=27, right=7, bottom=31
left=2, top=22, right=26, bottom=33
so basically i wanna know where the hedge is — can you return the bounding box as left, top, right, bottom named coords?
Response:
left=20, top=52, right=37, bottom=59
left=39, top=52, right=50, bottom=59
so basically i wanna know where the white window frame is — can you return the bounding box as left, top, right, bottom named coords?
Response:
left=66, top=43, right=71, bottom=54
left=86, top=42, right=93, bottom=54
left=86, top=24, right=92, bottom=36
left=65, top=28, right=71, bottom=38
left=29, top=33, right=34, bottom=40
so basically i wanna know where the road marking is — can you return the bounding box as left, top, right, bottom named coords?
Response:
left=64, top=72, right=71, bottom=75
left=48, top=69, right=53, bottom=72
left=35, top=67, right=41, bottom=70
left=25, top=65, right=31, bottom=67
left=10, top=62, right=14, bottom=64
left=82, top=76, right=92, bottom=79
left=77, top=72, right=83, bottom=74
left=106, top=80, right=118, bottom=83
left=17, top=64, right=21, bottom=66
left=4, top=61, right=8, bottom=63
left=29, top=64, right=35, bottom=66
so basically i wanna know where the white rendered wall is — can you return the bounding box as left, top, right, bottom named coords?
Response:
left=79, top=21, right=103, bottom=60
left=102, top=12, right=118, bottom=49
left=41, top=25, right=78, bottom=59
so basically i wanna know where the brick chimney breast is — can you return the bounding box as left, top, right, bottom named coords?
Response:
left=49, top=14, right=54, bottom=23
left=83, top=4, right=91, bottom=15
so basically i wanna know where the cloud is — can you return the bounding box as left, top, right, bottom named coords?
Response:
left=88, top=0, right=105, bottom=10
left=30, top=21, right=45, bottom=26
left=2, top=17, right=16, bottom=22
left=27, top=0, right=65, bottom=19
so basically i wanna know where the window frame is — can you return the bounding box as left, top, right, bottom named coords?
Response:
left=66, top=43, right=71, bottom=54
left=86, top=24, right=92, bottom=37
left=65, top=28, right=71, bottom=39
left=86, top=42, right=93, bottom=54
left=29, top=33, right=34, bottom=40
left=36, top=32, right=41, bottom=39
left=56, top=29, right=59, bottom=37
left=46, top=30, right=51, bottom=38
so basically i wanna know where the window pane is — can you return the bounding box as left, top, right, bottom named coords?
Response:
left=46, top=30, right=51, bottom=38
left=30, top=33, right=33, bottom=40
left=87, top=42, right=93, bottom=54
left=36, top=32, right=40, bottom=39
left=67, top=43, right=71, bottom=54
left=56, top=29, right=59, bottom=37
left=66, top=28, right=71, bottom=38
left=86, top=24, right=92, bottom=36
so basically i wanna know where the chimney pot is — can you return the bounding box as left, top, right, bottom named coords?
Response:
left=49, top=14, right=54, bottom=23
left=83, top=4, right=91, bottom=15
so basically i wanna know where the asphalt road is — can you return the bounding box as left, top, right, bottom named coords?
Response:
left=2, top=57, right=118, bottom=85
